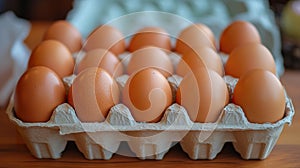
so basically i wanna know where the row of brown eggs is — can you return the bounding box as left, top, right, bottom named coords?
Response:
left=220, top=22, right=284, bottom=124
left=14, top=20, right=285, bottom=125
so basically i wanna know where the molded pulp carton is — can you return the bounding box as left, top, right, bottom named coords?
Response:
left=6, top=52, right=295, bottom=160
left=6, top=76, right=294, bottom=160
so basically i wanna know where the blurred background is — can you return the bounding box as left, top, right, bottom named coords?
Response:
left=0, top=0, right=73, bottom=20
left=0, top=0, right=289, bottom=21
left=0, top=0, right=298, bottom=70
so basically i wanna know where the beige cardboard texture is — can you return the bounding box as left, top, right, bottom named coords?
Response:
left=6, top=52, right=295, bottom=160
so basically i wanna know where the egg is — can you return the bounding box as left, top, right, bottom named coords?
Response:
left=128, top=27, right=172, bottom=52
left=71, top=67, right=120, bottom=122
left=176, top=68, right=229, bottom=123
left=14, top=66, right=66, bottom=122
left=84, top=25, right=126, bottom=56
left=176, top=46, right=224, bottom=77
left=68, top=85, right=75, bottom=107
left=225, top=43, right=276, bottom=78
left=122, top=68, right=172, bottom=122
left=219, top=20, right=261, bottom=54
left=193, top=23, right=217, bottom=48
left=76, top=48, right=123, bottom=77
left=175, top=23, right=216, bottom=54
left=43, top=20, right=82, bottom=53
left=127, top=46, right=174, bottom=77
left=28, top=40, right=75, bottom=78
left=232, top=69, right=285, bottom=124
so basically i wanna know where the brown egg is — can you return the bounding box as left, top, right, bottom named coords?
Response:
left=128, top=27, right=172, bottom=52
left=127, top=46, right=174, bottom=77
left=122, top=68, right=172, bottom=122
left=71, top=67, right=120, bottom=122
left=28, top=40, right=75, bottom=78
left=176, top=46, right=224, bottom=77
left=208, top=70, right=229, bottom=121
left=14, top=66, right=66, bottom=122
left=177, top=68, right=229, bottom=123
left=68, top=85, right=74, bottom=107
left=220, top=20, right=261, bottom=54
left=175, top=23, right=216, bottom=54
left=84, top=25, right=126, bottom=56
left=233, top=69, right=285, bottom=124
left=76, top=48, right=123, bottom=77
left=225, top=43, right=276, bottom=78
left=43, top=20, right=82, bottom=53
left=193, top=23, right=217, bottom=48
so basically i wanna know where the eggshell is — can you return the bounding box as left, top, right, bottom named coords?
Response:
left=14, top=66, right=66, bottom=122
left=127, top=46, right=174, bottom=77
left=176, top=46, right=224, bottom=77
left=67, top=85, right=74, bottom=107
left=84, top=25, right=126, bottom=55
left=28, top=40, right=75, bottom=78
left=177, top=68, right=228, bottom=123
left=128, top=27, right=172, bottom=52
left=192, top=23, right=217, bottom=48
left=43, top=20, right=82, bottom=53
left=232, top=69, right=285, bottom=124
left=122, top=68, right=172, bottom=122
left=220, top=20, right=261, bottom=54
left=76, top=48, right=123, bottom=77
left=175, top=23, right=216, bottom=54
left=225, top=43, right=276, bottom=78
left=208, top=70, right=229, bottom=121
left=176, top=67, right=210, bottom=122
left=71, top=67, right=120, bottom=122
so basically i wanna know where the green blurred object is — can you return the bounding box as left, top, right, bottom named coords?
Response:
left=279, top=0, right=300, bottom=69
left=281, top=0, right=300, bottom=39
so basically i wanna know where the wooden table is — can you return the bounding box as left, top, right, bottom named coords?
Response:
left=0, top=22, right=299, bottom=168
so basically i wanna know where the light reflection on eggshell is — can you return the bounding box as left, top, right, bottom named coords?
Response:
left=28, top=40, right=75, bottom=78
left=83, top=25, right=126, bottom=56
left=43, top=20, right=82, bottom=53
left=128, top=26, right=172, bottom=52
left=233, top=69, right=285, bottom=124
left=225, top=43, right=276, bottom=78
left=220, top=20, right=261, bottom=54
left=76, top=48, right=123, bottom=77
left=176, top=48, right=229, bottom=123
left=193, top=23, right=217, bottom=48
left=14, top=66, right=66, bottom=122
left=122, top=68, right=172, bottom=123
left=71, top=67, right=120, bottom=122
left=176, top=67, right=215, bottom=123
left=175, top=23, right=216, bottom=54
left=206, top=70, right=229, bottom=122
left=176, top=46, right=224, bottom=77
left=127, top=46, right=174, bottom=77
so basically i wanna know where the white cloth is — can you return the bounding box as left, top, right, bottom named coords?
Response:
left=0, top=11, right=30, bottom=108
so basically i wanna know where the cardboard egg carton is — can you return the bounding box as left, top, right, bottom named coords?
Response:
left=6, top=69, right=295, bottom=160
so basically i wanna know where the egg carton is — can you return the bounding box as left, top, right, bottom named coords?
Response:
left=6, top=72, right=294, bottom=160
left=7, top=52, right=295, bottom=160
